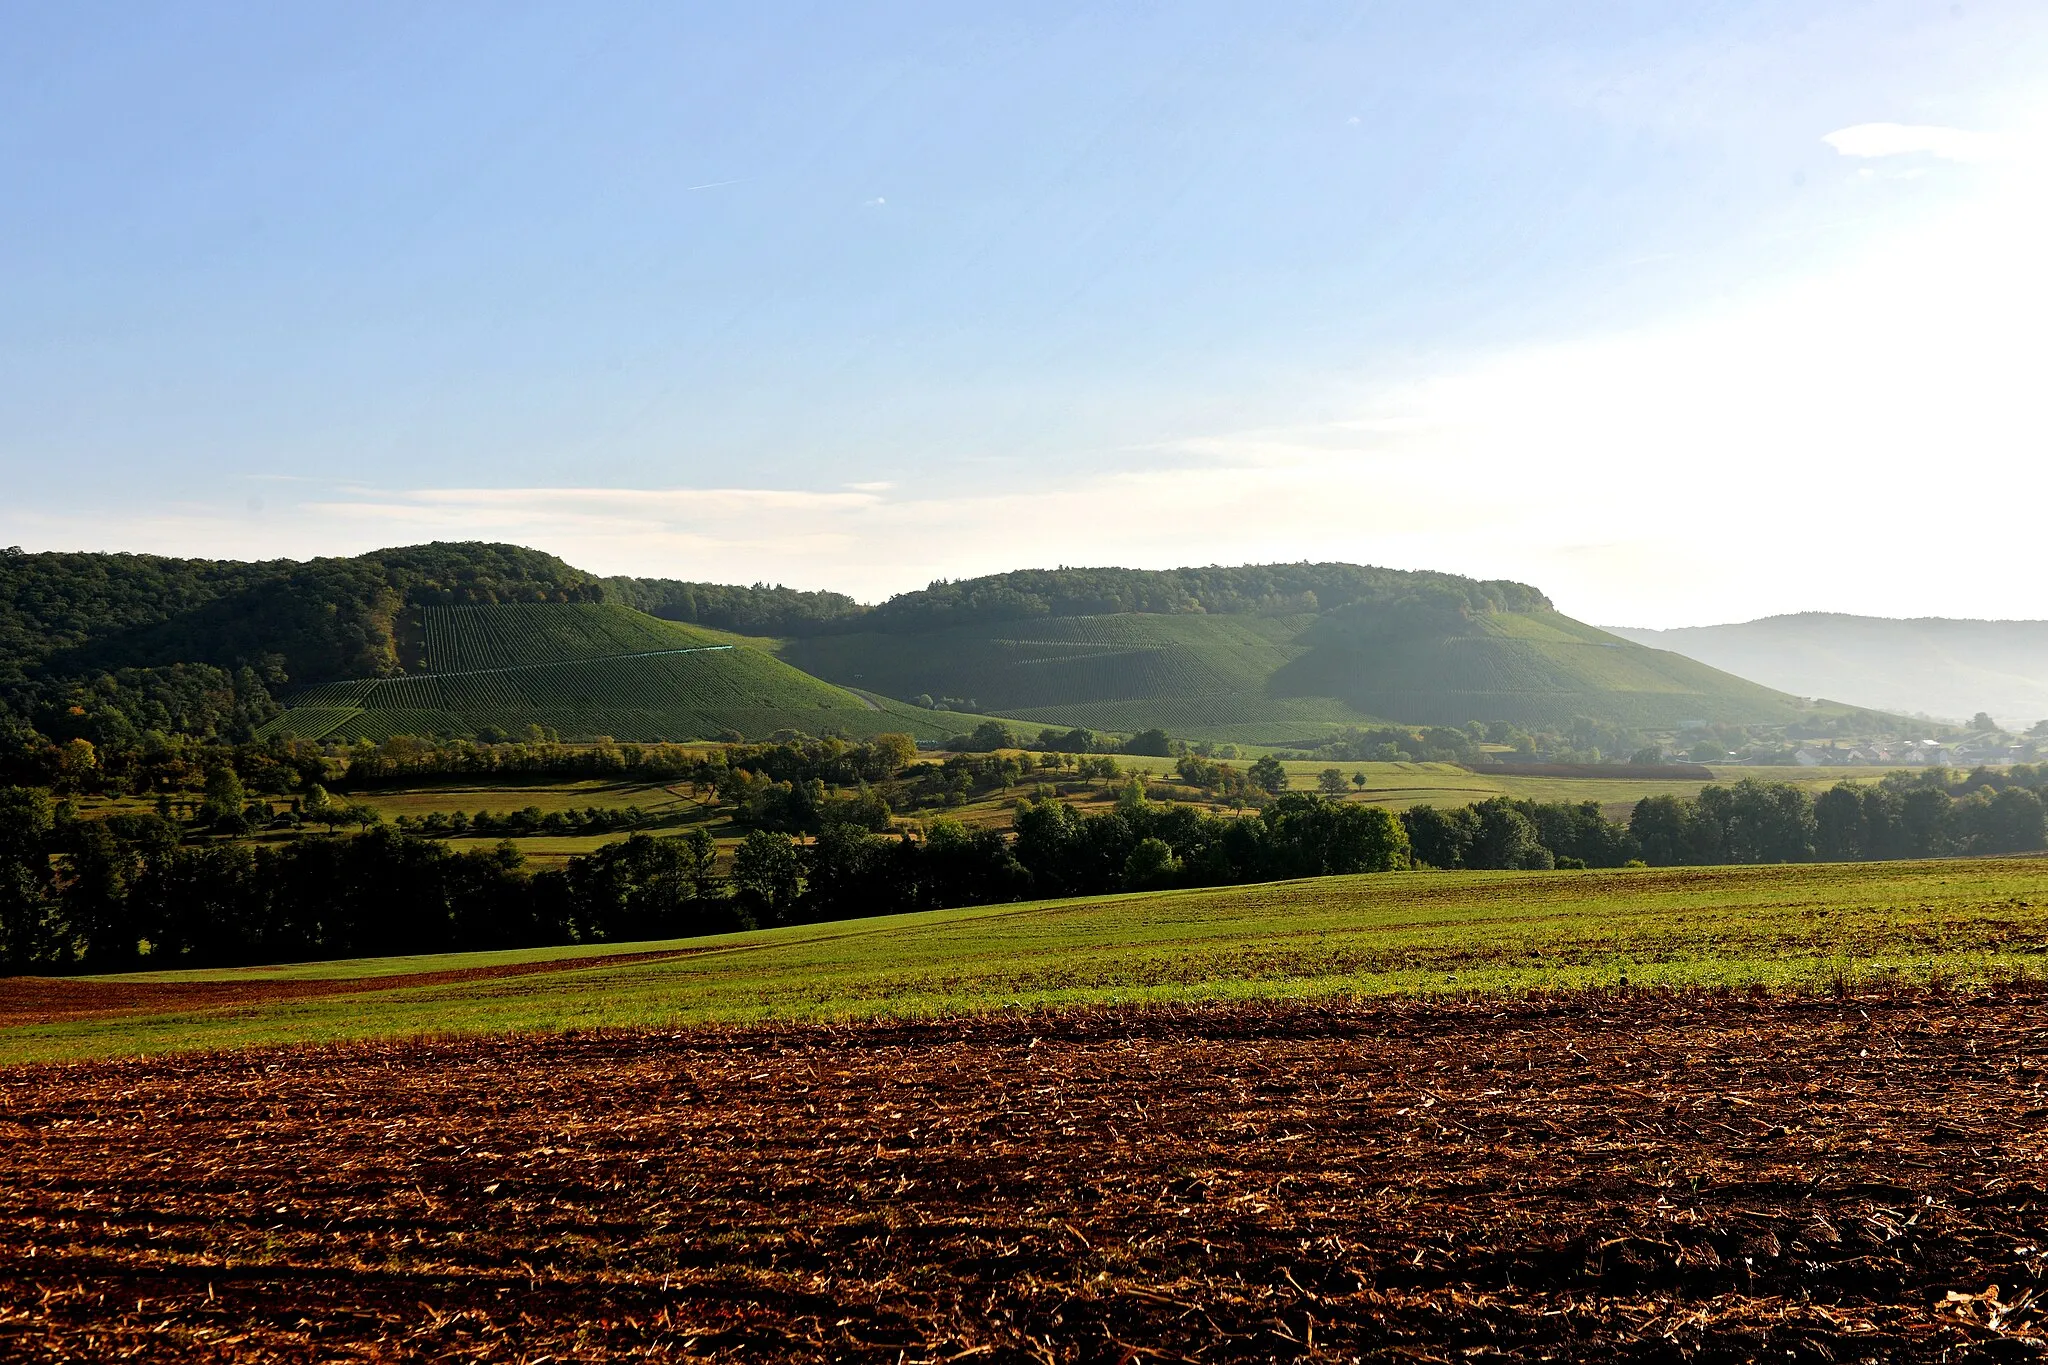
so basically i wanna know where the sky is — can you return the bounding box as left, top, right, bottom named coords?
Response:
left=2, top=0, right=2045, bottom=625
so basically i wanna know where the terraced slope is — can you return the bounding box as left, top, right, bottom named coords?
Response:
left=261, top=604, right=990, bottom=743
left=1273, top=608, right=1813, bottom=730
left=420, top=602, right=728, bottom=670
left=781, top=606, right=1821, bottom=741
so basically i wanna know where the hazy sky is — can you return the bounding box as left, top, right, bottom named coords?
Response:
left=4, top=1, right=2045, bottom=624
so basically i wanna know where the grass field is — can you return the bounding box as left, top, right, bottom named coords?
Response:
left=1109, top=756, right=1884, bottom=818
left=779, top=606, right=1826, bottom=741
left=331, top=760, right=1887, bottom=830
left=9, top=856, right=2047, bottom=1064
left=351, top=778, right=694, bottom=818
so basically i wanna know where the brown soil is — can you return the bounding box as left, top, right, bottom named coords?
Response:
left=3, top=991, right=2046, bottom=1361
left=0, top=948, right=697, bottom=1027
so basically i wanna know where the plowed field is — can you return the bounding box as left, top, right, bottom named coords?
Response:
left=3, top=991, right=2046, bottom=1361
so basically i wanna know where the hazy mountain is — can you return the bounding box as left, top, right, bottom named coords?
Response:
left=1605, top=615, right=2048, bottom=729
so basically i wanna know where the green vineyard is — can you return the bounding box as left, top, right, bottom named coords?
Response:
left=421, top=603, right=731, bottom=671
left=780, top=606, right=1821, bottom=740
left=262, top=604, right=1006, bottom=743
left=260, top=591, right=1827, bottom=746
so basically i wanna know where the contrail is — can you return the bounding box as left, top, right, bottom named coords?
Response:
left=687, top=180, right=737, bottom=191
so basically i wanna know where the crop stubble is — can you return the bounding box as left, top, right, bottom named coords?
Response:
left=2, top=992, right=2046, bottom=1361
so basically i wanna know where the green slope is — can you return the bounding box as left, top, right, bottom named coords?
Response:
left=7, top=547, right=1851, bottom=749
left=0, top=541, right=610, bottom=744
left=12, top=857, right=2047, bottom=1063
left=262, top=603, right=992, bottom=743
left=781, top=605, right=1821, bottom=741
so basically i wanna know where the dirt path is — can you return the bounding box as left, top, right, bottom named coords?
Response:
left=3, top=991, right=2046, bottom=1360
left=0, top=947, right=699, bottom=1027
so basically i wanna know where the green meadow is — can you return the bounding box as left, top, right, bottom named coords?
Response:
left=1112, top=757, right=1881, bottom=816
left=10, top=856, right=2047, bottom=1065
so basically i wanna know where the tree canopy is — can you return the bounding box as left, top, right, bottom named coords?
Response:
left=850, top=563, right=1550, bottom=635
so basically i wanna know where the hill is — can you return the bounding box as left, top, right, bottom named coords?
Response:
left=3, top=546, right=1857, bottom=748
left=261, top=602, right=989, bottom=744
left=779, top=568, right=1827, bottom=742
left=0, top=542, right=609, bottom=744
left=0, top=545, right=992, bottom=747
left=1607, top=614, right=2048, bottom=730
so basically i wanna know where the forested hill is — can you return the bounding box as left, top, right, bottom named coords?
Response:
left=0, top=543, right=603, bottom=744
left=3, top=544, right=1809, bottom=747
left=613, top=563, right=1553, bottom=636
left=604, top=576, right=864, bottom=636
left=852, top=565, right=1552, bottom=633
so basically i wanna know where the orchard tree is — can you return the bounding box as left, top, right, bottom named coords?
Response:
left=198, top=766, right=247, bottom=829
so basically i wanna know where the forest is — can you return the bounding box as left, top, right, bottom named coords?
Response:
left=844, top=563, right=1550, bottom=633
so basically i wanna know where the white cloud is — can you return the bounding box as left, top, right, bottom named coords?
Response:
left=1822, top=122, right=2008, bottom=162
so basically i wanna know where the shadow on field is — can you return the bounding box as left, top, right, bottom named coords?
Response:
left=0, top=947, right=703, bottom=1027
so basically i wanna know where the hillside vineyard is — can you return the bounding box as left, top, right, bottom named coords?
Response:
left=268, top=606, right=968, bottom=744
left=2, top=545, right=1870, bottom=747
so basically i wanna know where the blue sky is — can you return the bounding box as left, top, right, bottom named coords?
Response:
left=3, top=1, right=2045, bottom=623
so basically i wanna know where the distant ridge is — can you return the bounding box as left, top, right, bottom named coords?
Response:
left=1606, top=614, right=2048, bottom=729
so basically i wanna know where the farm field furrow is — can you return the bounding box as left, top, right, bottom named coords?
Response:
left=2, top=994, right=2044, bottom=1361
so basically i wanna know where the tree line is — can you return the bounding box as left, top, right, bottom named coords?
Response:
left=8, top=765, right=2048, bottom=973
left=0, top=729, right=922, bottom=802
left=0, top=786, right=1409, bottom=973
left=853, top=563, right=1551, bottom=634
left=1401, top=769, right=2048, bottom=871
left=603, top=576, right=865, bottom=635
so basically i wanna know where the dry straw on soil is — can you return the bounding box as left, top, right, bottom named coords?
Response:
left=3, top=990, right=2046, bottom=1361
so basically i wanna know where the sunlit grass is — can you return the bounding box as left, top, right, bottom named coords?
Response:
left=8, top=856, right=2048, bottom=1065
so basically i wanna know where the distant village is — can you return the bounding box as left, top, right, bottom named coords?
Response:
left=1782, top=736, right=2035, bottom=767
left=1677, top=712, right=2048, bottom=770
